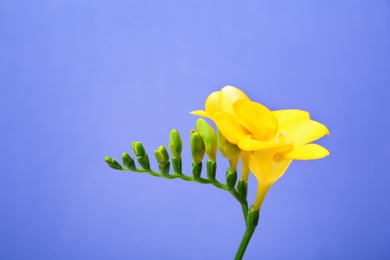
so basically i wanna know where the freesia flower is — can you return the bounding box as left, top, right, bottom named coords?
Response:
left=192, top=86, right=330, bottom=210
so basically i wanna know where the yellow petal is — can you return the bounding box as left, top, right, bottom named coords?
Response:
left=190, top=110, right=211, bottom=119
left=204, top=91, right=221, bottom=119
left=270, top=155, right=293, bottom=183
left=249, top=150, right=273, bottom=182
left=219, top=86, right=250, bottom=116
left=280, top=118, right=330, bottom=145
left=214, top=111, right=250, bottom=144
left=233, top=100, right=278, bottom=141
left=238, top=138, right=287, bottom=151
left=281, top=144, right=330, bottom=160
left=272, top=109, right=310, bottom=126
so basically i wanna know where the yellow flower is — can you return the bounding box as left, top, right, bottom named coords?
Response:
left=192, top=86, right=330, bottom=210
left=216, top=99, right=330, bottom=209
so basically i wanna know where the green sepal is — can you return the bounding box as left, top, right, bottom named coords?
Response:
left=158, top=162, right=170, bottom=177
left=137, top=154, right=150, bottom=170
left=104, top=156, right=123, bottom=170
left=172, top=157, right=182, bottom=174
left=122, top=152, right=136, bottom=171
left=236, top=180, right=248, bottom=199
left=192, top=161, right=202, bottom=181
left=247, top=208, right=260, bottom=230
left=226, top=169, right=237, bottom=190
left=206, top=160, right=216, bottom=180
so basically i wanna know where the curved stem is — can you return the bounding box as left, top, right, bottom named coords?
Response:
left=228, top=188, right=248, bottom=223
left=122, top=167, right=229, bottom=191
left=234, top=226, right=256, bottom=260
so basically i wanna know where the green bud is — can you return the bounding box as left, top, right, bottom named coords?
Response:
left=132, top=141, right=146, bottom=157
left=154, top=146, right=170, bottom=177
left=154, top=146, right=169, bottom=164
left=226, top=169, right=238, bottom=190
left=217, top=130, right=241, bottom=171
left=169, top=129, right=182, bottom=158
left=190, top=130, right=205, bottom=164
left=206, top=160, right=216, bottom=180
left=131, top=141, right=150, bottom=170
left=122, top=152, right=136, bottom=171
left=104, top=156, right=123, bottom=170
left=196, top=118, right=217, bottom=161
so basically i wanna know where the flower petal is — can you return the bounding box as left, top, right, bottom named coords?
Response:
left=249, top=150, right=292, bottom=183
left=280, top=118, right=330, bottom=145
left=233, top=100, right=278, bottom=141
left=204, top=91, right=221, bottom=119
left=190, top=110, right=211, bottom=119
left=238, top=138, right=287, bottom=151
left=214, top=111, right=250, bottom=144
left=280, top=144, right=330, bottom=160
left=219, top=86, right=250, bottom=116
left=272, top=109, right=310, bottom=126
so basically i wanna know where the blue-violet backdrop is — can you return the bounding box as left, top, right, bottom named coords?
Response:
left=1, top=1, right=389, bottom=259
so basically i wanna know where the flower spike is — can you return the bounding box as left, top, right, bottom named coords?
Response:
left=105, top=85, right=330, bottom=260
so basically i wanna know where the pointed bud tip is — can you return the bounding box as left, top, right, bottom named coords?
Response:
left=132, top=141, right=146, bottom=157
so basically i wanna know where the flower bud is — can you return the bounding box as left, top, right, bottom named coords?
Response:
left=132, top=141, right=146, bottom=157
left=104, top=156, right=123, bottom=170
left=154, top=146, right=170, bottom=176
left=196, top=118, right=217, bottom=161
left=122, top=152, right=136, bottom=171
left=131, top=141, right=150, bottom=170
left=169, top=129, right=182, bottom=158
left=190, top=130, right=205, bottom=164
left=154, top=145, right=169, bottom=164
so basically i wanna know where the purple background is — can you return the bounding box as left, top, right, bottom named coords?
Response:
left=1, top=1, right=389, bottom=259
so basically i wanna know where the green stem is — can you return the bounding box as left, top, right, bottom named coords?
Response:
left=235, top=209, right=260, bottom=259
left=228, top=188, right=248, bottom=223
left=234, top=226, right=256, bottom=260
left=122, top=167, right=229, bottom=190
left=121, top=167, right=248, bottom=217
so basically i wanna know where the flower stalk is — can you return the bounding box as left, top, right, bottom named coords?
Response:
left=105, top=85, right=329, bottom=259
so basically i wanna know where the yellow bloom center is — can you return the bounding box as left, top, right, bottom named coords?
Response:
left=275, top=130, right=291, bottom=145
